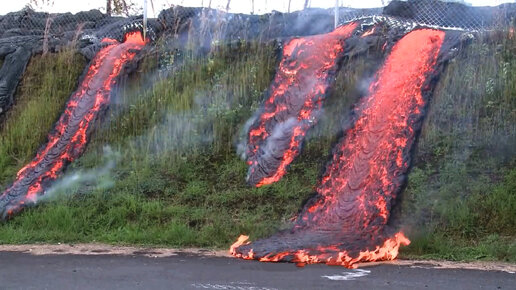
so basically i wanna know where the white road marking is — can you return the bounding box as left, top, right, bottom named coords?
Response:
left=191, top=282, right=278, bottom=290
left=322, top=269, right=371, bottom=281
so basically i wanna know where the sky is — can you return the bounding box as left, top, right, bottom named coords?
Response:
left=2, top=0, right=514, bottom=17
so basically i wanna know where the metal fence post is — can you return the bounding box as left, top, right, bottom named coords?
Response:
left=335, top=0, right=339, bottom=29
left=143, top=0, right=147, bottom=41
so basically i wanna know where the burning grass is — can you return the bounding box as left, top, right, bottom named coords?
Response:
left=0, top=49, right=86, bottom=184
left=244, top=23, right=358, bottom=187
left=0, top=155, right=312, bottom=246
left=0, top=40, right=359, bottom=247
left=231, top=28, right=447, bottom=267
left=0, top=31, right=147, bottom=218
left=0, top=31, right=514, bottom=263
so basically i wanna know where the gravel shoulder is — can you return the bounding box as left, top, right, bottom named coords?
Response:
left=1, top=243, right=515, bottom=273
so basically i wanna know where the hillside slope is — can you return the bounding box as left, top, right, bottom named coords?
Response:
left=0, top=24, right=514, bottom=263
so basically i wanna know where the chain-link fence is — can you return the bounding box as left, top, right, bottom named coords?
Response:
left=4, top=0, right=516, bottom=31
left=3, top=1, right=516, bottom=34
left=1, top=0, right=515, bottom=127
left=0, top=0, right=515, bottom=50
left=339, top=0, right=515, bottom=31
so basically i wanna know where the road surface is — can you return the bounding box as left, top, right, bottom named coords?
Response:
left=0, top=251, right=514, bottom=290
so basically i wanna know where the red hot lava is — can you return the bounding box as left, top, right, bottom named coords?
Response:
left=232, top=29, right=446, bottom=268
left=245, top=23, right=358, bottom=187
left=0, top=31, right=146, bottom=219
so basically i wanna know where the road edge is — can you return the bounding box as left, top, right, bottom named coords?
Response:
left=1, top=243, right=515, bottom=273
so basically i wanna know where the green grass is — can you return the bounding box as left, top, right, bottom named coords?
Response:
left=400, top=30, right=516, bottom=261
left=0, top=30, right=514, bottom=263
left=0, top=154, right=318, bottom=246
left=0, top=50, right=86, bottom=185
left=401, top=168, right=516, bottom=262
left=0, top=40, right=368, bottom=247
left=402, top=233, right=516, bottom=262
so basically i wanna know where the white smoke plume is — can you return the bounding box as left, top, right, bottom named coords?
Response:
left=37, top=146, right=120, bottom=203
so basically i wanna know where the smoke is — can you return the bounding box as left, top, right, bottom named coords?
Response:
left=2, top=146, right=119, bottom=217
left=136, top=111, right=214, bottom=157
left=237, top=112, right=259, bottom=160
left=242, top=23, right=359, bottom=187
left=126, top=87, right=243, bottom=160
left=0, top=30, right=146, bottom=219
left=232, top=27, right=453, bottom=268
left=246, top=117, right=301, bottom=184
left=37, top=146, right=119, bottom=203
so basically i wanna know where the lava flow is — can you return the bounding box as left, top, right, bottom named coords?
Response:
left=245, top=22, right=358, bottom=187
left=0, top=31, right=146, bottom=219
left=232, top=29, right=446, bottom=268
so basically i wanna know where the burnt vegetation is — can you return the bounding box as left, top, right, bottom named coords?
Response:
left=0, top=1, right=514, bottom=263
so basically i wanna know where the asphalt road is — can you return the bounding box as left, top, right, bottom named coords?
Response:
left=0, top=252, right=514, bottom=290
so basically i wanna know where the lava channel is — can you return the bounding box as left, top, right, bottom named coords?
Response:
left=232, top=29, right=446, bottom=268
left=245, top=22, right=358, bottom=187
left=0, top=31, right=146, bottom=219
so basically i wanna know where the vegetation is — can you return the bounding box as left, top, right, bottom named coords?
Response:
left=0, top=30, right=514, bottom=264
left=0, top=49, right=85, bottom=184
left=401, top=31, right=516, bottom=261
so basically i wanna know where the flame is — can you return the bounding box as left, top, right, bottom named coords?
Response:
left=124, top=31, right=147, bottom=43
left=229, top=235, right=251, bottom=257
left=245, top=23, right=358, bottom=187
left=233, top=232, right=410, bottom=268
left=362, top=27, right=375, bottom=37
left=232, top=29, right=446, bottom=268
left=0, top=31, right=146, bottom=218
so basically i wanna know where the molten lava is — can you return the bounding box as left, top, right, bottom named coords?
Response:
left=0, top=31, right=146, bottom=219
left=245, top=23, right=358, bottom=187
left=232, top=29, right=446, bottom=268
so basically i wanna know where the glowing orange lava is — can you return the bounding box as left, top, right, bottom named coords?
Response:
left=0, top=31, right=146, bottom=218
left=246, top=23, right=358, bottom=187
left=362, top=27, right=375, bottom=37
left=232, top=29, right=446, bottom=268
left=233, top=233, right=410, bottom=268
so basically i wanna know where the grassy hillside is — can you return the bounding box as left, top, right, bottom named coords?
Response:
left=401, top=31, right=516, bottom=261
left=0, top=31, right=514, bottom=262
left=0, top=50, right=85, bottom=184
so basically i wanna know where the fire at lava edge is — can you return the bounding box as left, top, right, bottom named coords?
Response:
left=0, top=31, right=146, bottom=219
left=231, top=28, right=446, bottom=268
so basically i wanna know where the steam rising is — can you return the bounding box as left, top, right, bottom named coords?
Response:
left=243, top=23, right=358, bottom=187
left=0, top=31, right=146, bottom=219
left=232, top=27, right=459, bottom=268
left=34, top=146, right=118, bottom=203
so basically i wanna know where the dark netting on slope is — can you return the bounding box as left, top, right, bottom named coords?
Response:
left=2, top=1, right=514, bottom=47
left=0, top=8, right=117, bottom=39
left=0, top=7, right=155, bottom=115
left=0, top=7, right=160, bottom=47
left=339, top=0, right=516, bottom=31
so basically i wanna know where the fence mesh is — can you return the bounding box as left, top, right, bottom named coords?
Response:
left=339, top=0, right=514, bottom=31
left=0, top=0, right=515, bottom=45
